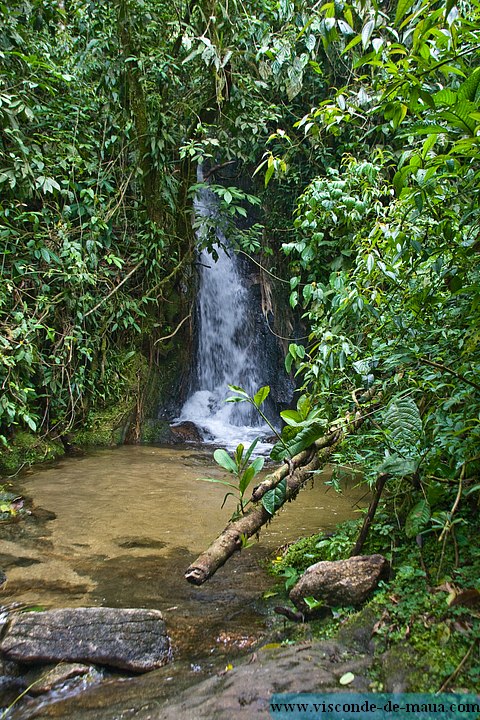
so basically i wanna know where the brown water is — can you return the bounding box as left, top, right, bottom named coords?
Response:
left=0, top=445, right=365, bottom=705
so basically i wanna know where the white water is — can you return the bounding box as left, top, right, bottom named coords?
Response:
left=176, top=179, right=271, bottom=449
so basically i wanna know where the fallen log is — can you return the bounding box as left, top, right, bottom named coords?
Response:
left=185, top=387, right=381, bottom=586
left=185, top=451, right=326, bottom=585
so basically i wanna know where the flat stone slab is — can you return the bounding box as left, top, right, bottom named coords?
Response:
left=0, top=607, right=171, bottom=672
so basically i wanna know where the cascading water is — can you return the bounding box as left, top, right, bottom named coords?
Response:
left=176, top=173, right=272, bottom=448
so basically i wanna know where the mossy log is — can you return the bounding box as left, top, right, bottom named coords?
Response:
left=185, top=388, right=380, bottom=585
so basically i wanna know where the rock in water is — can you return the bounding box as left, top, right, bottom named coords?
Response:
left=289, top=554, right=389, bottom=613
left=169, top=421, right=203, bottom=443
left=0, top=607, right=171, bottom=672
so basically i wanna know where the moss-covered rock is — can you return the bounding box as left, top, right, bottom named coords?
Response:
left=138, top=419, right=173, bottom=444
left=0, top=431, right=64, bottom=477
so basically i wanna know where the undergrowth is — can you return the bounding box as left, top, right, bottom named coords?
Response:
left=270, top=500, right=480, bottom=693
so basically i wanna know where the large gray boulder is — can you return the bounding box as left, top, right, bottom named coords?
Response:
left=0, top=607, right=171, bottom=672
left=289, top=554, right=389, bottom=613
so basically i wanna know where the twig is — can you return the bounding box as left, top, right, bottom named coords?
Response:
left=203, top=160, right=236, bottom=180
left=154, top=313, right=192, bottom=344
left=439, top=463, right=465, bottom=543
left=437, top=639, right=477, bottom=693
left=82, top=262, right=142, bottom=319
left=419, top=357, right=480, bottom=393
left=350, top=473, right=389, bottom=557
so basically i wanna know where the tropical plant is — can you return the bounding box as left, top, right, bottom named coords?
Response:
left=201, top=438, right=265, bottom=518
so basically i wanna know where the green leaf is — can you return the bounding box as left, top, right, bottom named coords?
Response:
left=304, top=596, right=324, bottom=610
left=243, top=438, right=259, bottom=465
left=394, top=0, right=415, bottom=27
left=261, top=477, right=287, bottom=515
left=377, top=455, right=418, bottom=477
left=270, top=422, right=325, bottom=462
left=234, top=444, right=244, bottom=467
left=405, top=499, right=431, bottom=538
left=342, top=34, right=362, bottom=54
left=250, top=456, right=265, bottom=475
left=339, top=671, right=355, bottom=685
left=296, top=394, right=311, bottom=418
left=361, top=19, right=375, bottom=49
left=227, top=384, right=249, bottom=395
left=253, top=385, right=270, bottom=408
left=383, top=397, right=422, bottom=450
left=213, top=448, right=238, bottom=473
left=265, top=164, right=275, bottom=187
left=200, top=477, right=238, bottom=490
left=280, top=409, right=302, bottom=426
left=239, top=466, right=255, bottom=495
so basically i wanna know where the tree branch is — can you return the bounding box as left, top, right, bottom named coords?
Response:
left=419, top=357, right=480, bottom=392
left=185, top=387, right=381, bottom=585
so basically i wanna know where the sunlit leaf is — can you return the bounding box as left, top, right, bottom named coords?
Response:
left=213, top=449, right=238, bottom=473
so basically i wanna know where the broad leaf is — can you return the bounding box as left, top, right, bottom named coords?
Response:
left=227, top=384, right=249, bottom=398
left=213, top=448, right=237, bottom=474
left=383, top=397, right=422, bottom=451
left=253, top=385, right=270, bottom=408
left=261, top=478, right=287, bottom=515
left=394, top=0, right=415, bottom=26
left=361, top=19, right=375, bottom=49
left=377, top=455, right=418, bottom=477
left=280, top=409, right=303, bottom=426
left=239, top=466, right=255, bottom=495
left=270, top=422, right=325, bottom=462
left=250, top=456, right=265, bottom=475
left=405, top=499, right=431, bottom=538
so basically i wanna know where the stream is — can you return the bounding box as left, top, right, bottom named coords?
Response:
left=0, top=444, right=365, bottom=717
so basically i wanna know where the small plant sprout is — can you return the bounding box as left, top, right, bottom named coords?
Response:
left=201, top=438, right=264, bottom=518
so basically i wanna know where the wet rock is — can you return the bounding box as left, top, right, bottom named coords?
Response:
left=24, top=662, right=98, bottom=695
left=289, top=554, right=389, bottom=612
left=381, top=645, right=420, bottom=692
left=139, top=419, right=173, bottom=444
left=13, top=640, right=375, bottom=719
left=0, top=607, right=171, bottom=672
left=169, top=421, right=203, bottom=443
left=0, top=674, right=27, bottom=707
left=115, top=536, right=166, bottom=550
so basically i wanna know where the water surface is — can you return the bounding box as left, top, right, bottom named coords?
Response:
left=1, top=445, right=365, bottom=663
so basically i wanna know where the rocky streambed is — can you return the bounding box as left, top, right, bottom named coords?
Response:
left=0, top=446, right=371, bottom=718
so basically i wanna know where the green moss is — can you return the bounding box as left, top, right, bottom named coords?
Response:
left=0, top=431, right=64, bottom=477
left=73, top=351, right=148, bottom=448
left=269, top=506, right=480, bottom=693
left=139, top=419, right=172, bottom=444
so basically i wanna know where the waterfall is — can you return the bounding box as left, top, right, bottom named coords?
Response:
left=176, top=173, right=272, bottom=449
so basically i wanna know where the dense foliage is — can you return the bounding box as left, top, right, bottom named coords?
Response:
left=260, top=0, right=480, bottom=690
left=1, top=0, right=479, bottom=691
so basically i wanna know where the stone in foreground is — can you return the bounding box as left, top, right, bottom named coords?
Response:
left=290, top=554, right=389, bottom=612
left=0, top=607, right=171, bottom=672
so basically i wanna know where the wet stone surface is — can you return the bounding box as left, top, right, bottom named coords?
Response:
left=1, top=607, right=171, bottom=672
left=0, top=446, right=368, bottom=718
left=12, top=639, right=376, bottom=720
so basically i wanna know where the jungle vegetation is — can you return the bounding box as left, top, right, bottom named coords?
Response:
left=1, top=0, right=479, bottom=692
